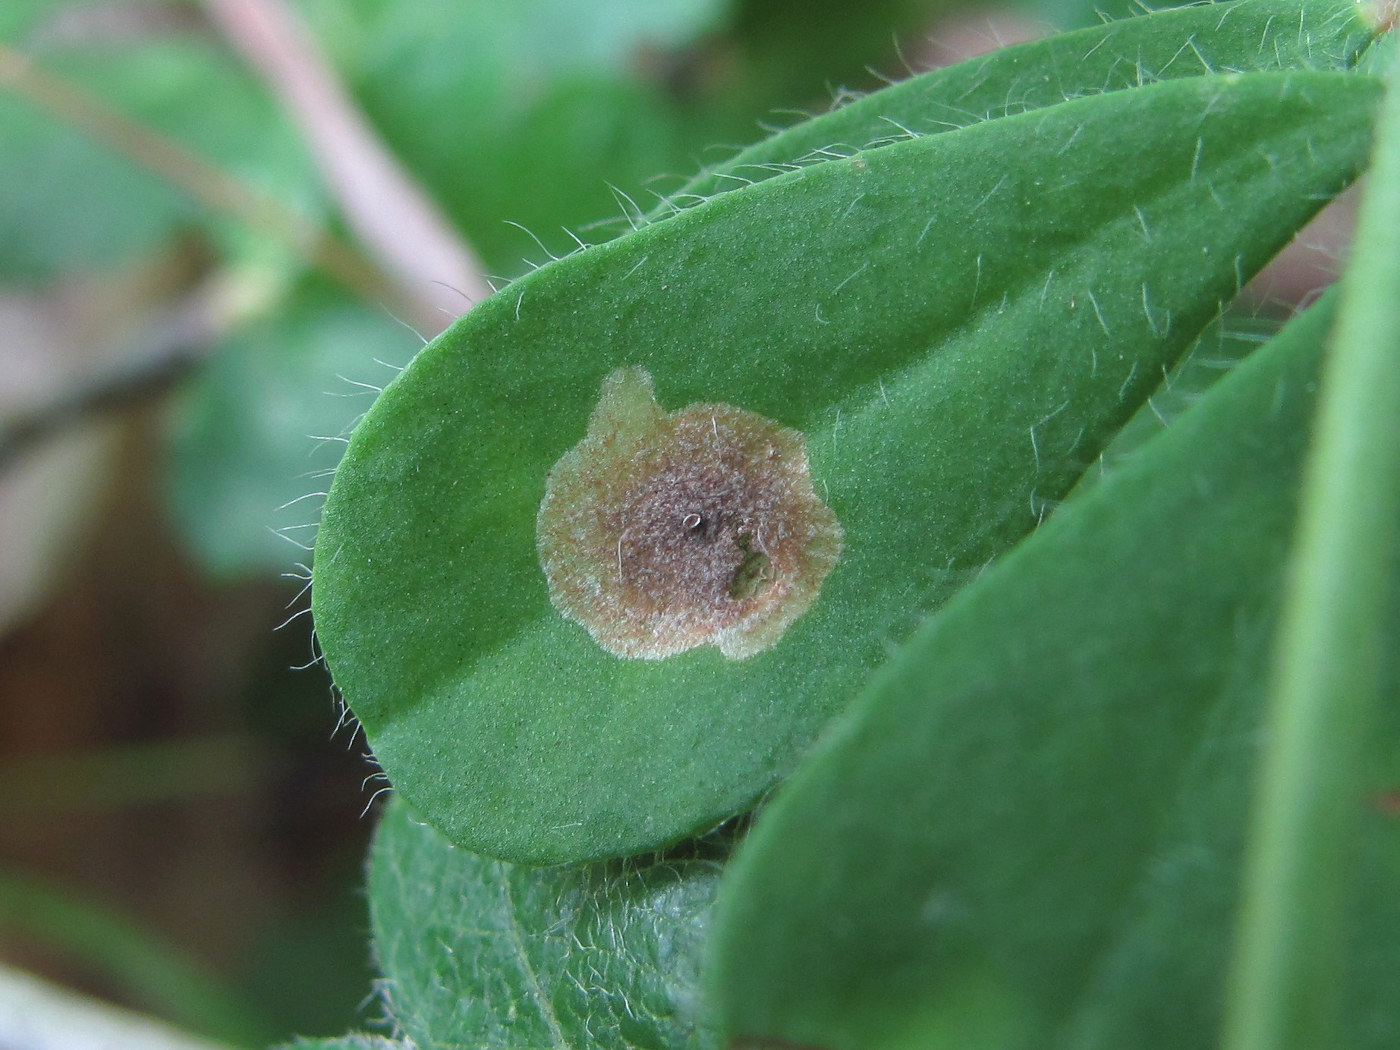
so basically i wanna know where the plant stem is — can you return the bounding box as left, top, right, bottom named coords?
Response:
left=201, top=0, right=490, bottom=325
left=1222, top=42, right=1400, bottom=1050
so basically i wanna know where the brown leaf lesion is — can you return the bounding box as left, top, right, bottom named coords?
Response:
left=536, top=368, right=842, bottom=659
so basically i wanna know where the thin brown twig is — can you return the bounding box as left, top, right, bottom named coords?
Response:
left=201, top=0, right=490, bottom=325
left=0, top=39, right=422, bottom=326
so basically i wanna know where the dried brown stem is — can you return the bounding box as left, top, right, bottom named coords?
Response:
left=202, top=0, right=490, bottom=327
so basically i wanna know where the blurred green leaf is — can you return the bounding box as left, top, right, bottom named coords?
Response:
left=707, top=297, right=1400, bottom=1050
left=0, top=0, right=61, bottom=42
left=304, top=0, right=733, bottom=81
left=367, top=795, right=721, bottom=1050
left=502, top=0, right=733, bottom=70
left=313, top=64, right=1378, bottom=865
left=1034, top=0, right=1188, bottom=31
left=0, top=35, right=322, bottom=282
left=414, top=75, right=705, bottom=271
left=165, top=282, right=419, bottom=577
left=0, top=736, right=260, bottom=814
left=0, top=81, right=178, bottom=280
left=244, top=886, right=377, bottom=1046
left=0, top=865, right=272, bottom=1046
left=297, top=0, right=738, bottom=272
left=723, top=0, right=957, bottom=113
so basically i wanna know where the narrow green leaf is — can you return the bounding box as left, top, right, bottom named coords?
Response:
left=0, top=866, right=269, bottom=1046
left=707, top=299, right=1400, bottom=1050
left=659, top=0, right=1376, bottom=215
left=1223, top=39, right=1400, bottom=1050
left=313, top=69, right=1378, bottom=865
left=367, top=796, right=721, bottom=1049
left=0, top=38, right=321, bottom=282
left=277, top=1038, right=406, bottom=1050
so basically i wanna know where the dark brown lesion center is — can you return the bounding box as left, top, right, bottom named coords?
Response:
left=673, top=509, right=772, bottom=601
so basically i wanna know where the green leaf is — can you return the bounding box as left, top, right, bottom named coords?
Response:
left=305, top=0, right=732, bottom=82
left=367, top=795, right=721, bottom=1049
left=707, top=298, right=1400, bottom=1049
left=165, top=283, right=420, bottom=577
left=0, top=1, right=66, bottom=42
left=718, top=0, right=962, bottom=117
left=1223, top=40, right=1400, bottom=1050
left=299, top=0, right=737, bottom=273
left=277, top=1038, right=407, bottom=1050
left=0, top=37, right=321, bottom=282
left=313, top=63, right=1379, bottom=866
left=1076, top=309, right=1277, bottom=486
left=661, top=0, right=1376, bottom=215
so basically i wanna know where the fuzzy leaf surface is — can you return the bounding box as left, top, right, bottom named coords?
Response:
left=313, top=69, right=1378, bottom=864
left=660, top=0, right=1374, bottom=214
left=368, top=796, right=721, bottom=1050
left=709, top=300, right=1400, bottom=1050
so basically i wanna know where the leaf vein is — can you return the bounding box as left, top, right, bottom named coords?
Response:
left=500, top=875, right=573, bottom=1050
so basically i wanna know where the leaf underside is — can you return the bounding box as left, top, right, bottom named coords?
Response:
left=368, top=796, right=722, bottom=1050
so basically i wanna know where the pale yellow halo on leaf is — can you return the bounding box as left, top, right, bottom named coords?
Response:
left=536, top=367, right=843, bottom=660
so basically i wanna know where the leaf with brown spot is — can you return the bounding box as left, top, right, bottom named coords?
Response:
left=313, top=66, right=1380, bottom=865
